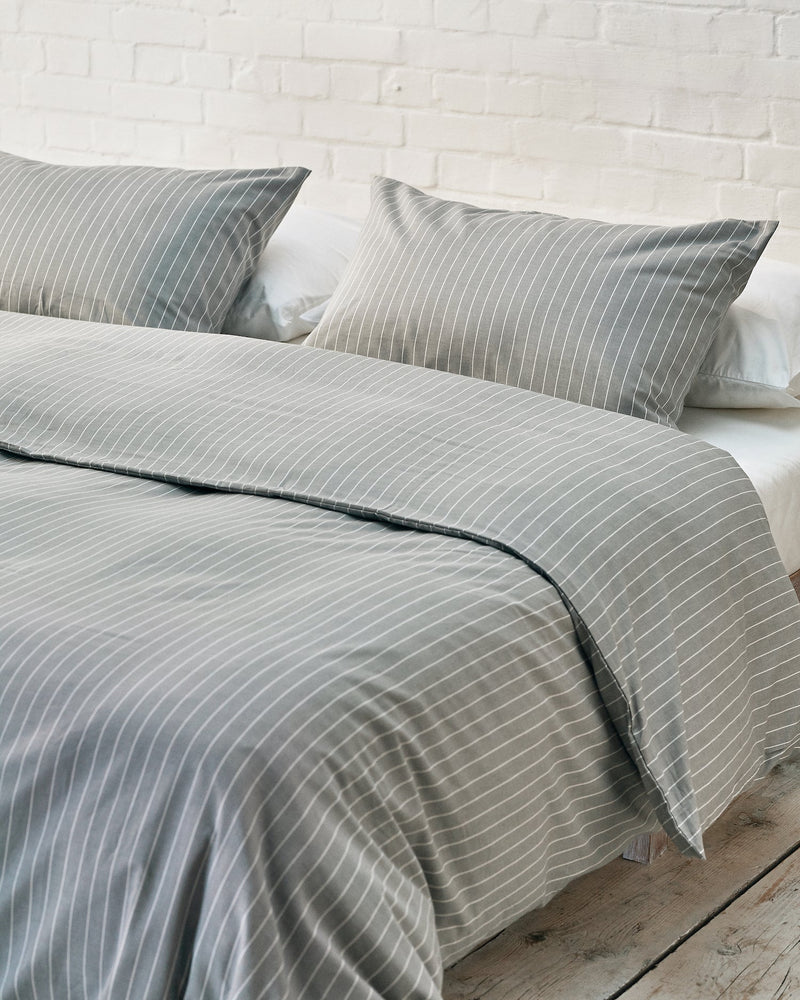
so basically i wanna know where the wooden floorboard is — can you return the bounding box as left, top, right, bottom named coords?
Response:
left=621, top=848, right=800, bottom=999
left=443, top=752, right=800, bottom=1000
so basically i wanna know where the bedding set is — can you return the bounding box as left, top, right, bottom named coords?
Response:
left=1, top=150, right=799, bottom=1000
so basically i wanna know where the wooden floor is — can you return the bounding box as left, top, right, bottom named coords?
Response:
left=443, top=751, right=800, bottom=1000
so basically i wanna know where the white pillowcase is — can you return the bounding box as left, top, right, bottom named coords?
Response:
left=685, top=257, right=800, bottom=409
left=222, top=206, right=361, bottom=342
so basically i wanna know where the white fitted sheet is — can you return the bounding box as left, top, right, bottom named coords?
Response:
left=678, top=406, right=800, bottom=576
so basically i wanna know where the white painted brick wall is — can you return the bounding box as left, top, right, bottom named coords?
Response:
left=2, top=0, right=800, bottom=261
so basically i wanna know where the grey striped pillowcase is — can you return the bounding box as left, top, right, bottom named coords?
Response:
left=0, top=151, right=309, bottom=333
left=307, top=177, right=776, bottom=426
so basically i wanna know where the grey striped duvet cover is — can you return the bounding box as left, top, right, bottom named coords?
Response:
left=0, top=311, right=799, bottom=1000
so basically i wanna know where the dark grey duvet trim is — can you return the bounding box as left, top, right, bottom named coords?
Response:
left=0, top=151, right=308, bottom=333
left=2, top=311, right=799, bottom=858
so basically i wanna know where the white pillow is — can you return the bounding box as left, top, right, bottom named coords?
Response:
left=685, top=257, right=800, bottom=409
left=222, top=206, right=361, bottom=342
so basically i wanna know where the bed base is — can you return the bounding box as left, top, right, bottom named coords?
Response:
left=622, top=831, right=670, bottom=864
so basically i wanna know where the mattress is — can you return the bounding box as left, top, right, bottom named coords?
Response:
left=678, top=406, right=800, bottom=577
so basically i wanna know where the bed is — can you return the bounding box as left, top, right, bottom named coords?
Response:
left=1, top=151, right=799, bottom=1000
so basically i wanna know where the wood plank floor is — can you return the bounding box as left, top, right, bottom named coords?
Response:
left=443, top=750, right=800, bottom=1000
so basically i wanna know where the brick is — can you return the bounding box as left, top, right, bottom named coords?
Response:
left=331, top=0, right=382, bottom=19
left=304, top=22, right=401, bottom=63
left=305, top=178, right=369, bottom=219
left=717, top=183, right=777, bottom=220
left=631, top=0, right=738, bottom=6
left=594, top=84, right=655, bottom=127
left=513, top=35, right=571, bottom=76
left=438, top=152, right=493, bottom=195
left=603, top=4, right=712, bottom=51
left=385, top=147, right=438, bottom=189
left=208, top=17, right=302, bottom=58
left=761, top=227, right=800, bottom=267
left=758, top=57, right=800, bottom=100
left=408, top=111, right=512, bottom=154
left=134, top=121, right=182, bottom=164
left=487, top=77, right=542, bottom=117
left=490, top=1, right=546, bottom=37
left=405, top=29, right=512, bottom=73
left=490, top=158, right=544, bottom=201
left=655, top=90, right=713, bottom=135
left=434, top=73, right=487, bottom=114
left=542, top=162, right=603, bottom=211
left=776, top=188, right=800, bottom=219
left=0, top=108, right=45, bottom=149
left=777, top=14, right=800, bottom=57
left=279, top=139, right=331, bottom=174
left=40, top=149, right=107, bottom=166
left=134, top=45, right=182, bottom=84
left=3, top=34, right=45, bottom=73
left=628, top=130, right=743, bottom=180
left=281, top=60, right=329, bottom=100
left=515, top=121, right=625, bottom=167
left=304, top=101, right=403, bottom=145
left=712, top=11, right=774, bottom=56
left=183, top=51, right=230, bottom=90
left=541, top=80, right=595, bottom=121
left=746, top=144, right=800, bottom=188
left=277, top=0, right=331, bottom=19
left=333, top=144, right=384, bottom=181
left=597, top=168, right=659, bottom=216
left=515, top=37, right=628, bottom=82
left=382, top=0, right=433, bottom=24
left=677, top=51, right=767, bottom=97
left=595, top=45, right=688, bottom=89
left=46, top=111, right=92, bottom=150
left=92, top=117, right=137, bottom=156
left=91, top=40, right=134, bottom=81
left=0, top=71, right=20, bottom=109
left=112, top=82, right=201, bottom=123
left=0, top=3, right=19, bottom=30
left=380, top=67, right=431, bottom=107
left=546, top=1, right=599, bottom=39
left=112, top=7, right=203, bottom=47
left=205, top=92, right=300, bottom=134
left=435, top=0, right=487, bottom=31
left=23, top=73, right=109, bottom=114
left=652, top=176, right=724, bottom=221
left=230, top=57, right=281, bottom=94
left=46, top=37, right=89, bottom=75
left=770, top=100, right=800, bottom=144
left=182, top=126, right=234, bottom=168
left=333, top=64, right=380, bottom=104
left=22, top=2, right=112, bottom=40
left=190, top=0, right=229, bottom=13
left=231, top=133, right=284, bottom=168
left=712, top=96, right=769, bottom=139
left=752, top=0, right=800, bottom=11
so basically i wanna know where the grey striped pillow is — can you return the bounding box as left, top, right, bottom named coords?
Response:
left=0, top=151, right=309, bottom=333
left=307, top=177, right=776, bottom=425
